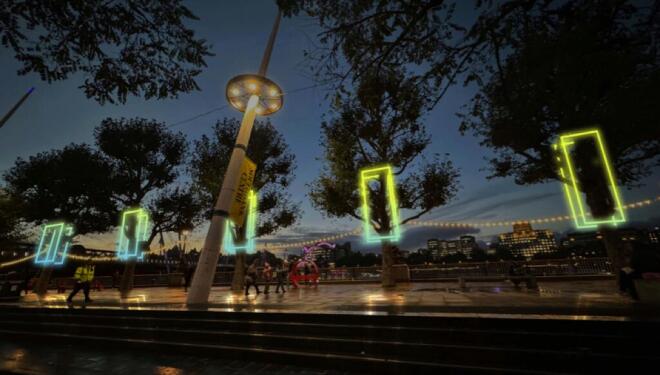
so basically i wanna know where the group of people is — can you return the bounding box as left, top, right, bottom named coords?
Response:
left=244, top=259, right=289, bottom=295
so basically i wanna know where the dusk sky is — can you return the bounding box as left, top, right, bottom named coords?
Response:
left=1, top=1, right=658, bottom=253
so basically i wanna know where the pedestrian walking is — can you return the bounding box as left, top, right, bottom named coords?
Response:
left=67, top=258, right=95, bottom=304
left=263, top=262, right=273, bottom=294
left=245, top=259, right=260, bottom=295
left=275, top=260, right=287, bottom=293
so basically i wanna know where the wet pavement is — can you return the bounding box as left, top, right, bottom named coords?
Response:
left=0, top=342, right=353, bottom=375
left=2, top=280, right=654, bottom=319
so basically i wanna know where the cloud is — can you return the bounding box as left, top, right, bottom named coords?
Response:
left=431, top=191, right=559, bottom=221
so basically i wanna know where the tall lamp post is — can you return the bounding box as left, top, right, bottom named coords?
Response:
left=0, top=87, right=34, bottom=129
left=186, top=10, right=284, bottom=305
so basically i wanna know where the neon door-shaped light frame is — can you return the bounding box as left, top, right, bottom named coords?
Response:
left=359, top=165, right=401, bottom=243
left=554, top=129, right=626, bottom=229
left=223, top=190, right=258, bottom=254
left=34, top=222, right=74, bottom=266
left=116, top=208, right=150, bottom=260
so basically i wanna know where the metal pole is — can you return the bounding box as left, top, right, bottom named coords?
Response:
left=258, top=9, right=281, bottom=76
left=0, top=88, right=34, bottom=129
left=186, top=95, right=260, bottom=304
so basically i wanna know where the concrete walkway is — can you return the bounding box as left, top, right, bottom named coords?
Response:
left=3, top=279, right=655, bottom=320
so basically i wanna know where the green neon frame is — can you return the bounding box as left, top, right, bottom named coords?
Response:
left=359, top=165, right=401, bottom=243
left=223, top=190, right=258, bottom=254
left=116, top=208, right=150, bottom=260
left=34, top=222, right=74, bottom=266
left=554, top=129, right=626, bottom=229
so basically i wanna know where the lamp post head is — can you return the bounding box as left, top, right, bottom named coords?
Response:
left=226, top=74, right=283, bottom=115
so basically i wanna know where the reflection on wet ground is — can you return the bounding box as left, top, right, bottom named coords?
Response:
left=0, top=342, right=352, bottom=375
left=2, top=280, right=655, bottom=320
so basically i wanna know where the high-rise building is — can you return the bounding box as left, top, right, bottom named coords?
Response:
left=433, top=236, right=478, bottom=259
left=427, top=238, right=440, bottom=258
left=498, top=223, right=557, bottom=259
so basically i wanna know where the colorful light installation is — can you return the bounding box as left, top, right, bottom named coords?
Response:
left=359, top=165, right=401, bottom=243
left=554, top=129, right=626, bottom=229
left=223, top=190, right=258, bottom=254
left=34, top=222, right=74, bottom=266
left=116, top=208, right=150, bottom=260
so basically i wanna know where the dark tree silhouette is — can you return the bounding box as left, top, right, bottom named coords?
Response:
left=0, top=188, right=25, bottom=244
left=458, top=1, right=660, bottom=277
left=3, top=144, right=117, bottom=234
left=309, top=68, right=460, bottom=287
left=4, top=118, right=193, bottom=295
left=0, top=0, right=211, bottom=104
left=277, top=0, right=530, bottom=108
left=189, top=118, right=300, bottom=292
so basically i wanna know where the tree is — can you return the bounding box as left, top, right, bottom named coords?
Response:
left=309, top=67, right=460, bottom=287
left=0, top=188, right=24, bottom=244
left=95, top=118, right=188, bottom=295
left=458, top=1, right=660, bottom=277
left=0, top=0, right=211, bottom=104
left=3, top=144, right=117, bottom=234
left=278, top=0, right=530, bottom=109
left=189, top=118, right=300, bottom=292
left=4, top=119, right=191, bottom=295
left=3, top=144, right=118, bottom=294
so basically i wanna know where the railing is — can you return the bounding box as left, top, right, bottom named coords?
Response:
left=26, top=257, right=614, bottom=290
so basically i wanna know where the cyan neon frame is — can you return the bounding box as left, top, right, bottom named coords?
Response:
left=34, top=222, right=74, bottom=266
left=554, top=129, right=626, bottom=229
left=223, top=190, right=258, bottom=254
left=116, top=208, right=150, bottom=260
left=359, top=165, right=401, bottom=243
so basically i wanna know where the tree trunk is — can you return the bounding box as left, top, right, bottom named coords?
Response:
left=381, top=241, right=396, bottom=288
left=120, top=260, right=136, bottom=298
left=34, top=267, right=53, bottom=296
left=601, top=227, right=623, bottom=284
left=231, top=251, right=247, bottom=293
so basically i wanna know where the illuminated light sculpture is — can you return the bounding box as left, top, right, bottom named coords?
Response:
left=222, top=190, right=258, bottom=255
left=34, top=222, right=74, bottom=266
left=359, top=165, right=401, bottom=243
left=554, top=129, right=626, bottom=229
left=116, top=208, right=150, bottom=260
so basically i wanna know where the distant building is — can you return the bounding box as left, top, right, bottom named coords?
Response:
left=435, top=235, right=478, bottom=259
left=498, top=223, right=557, bottom=259
left=427, top=239, right=440, bottom=257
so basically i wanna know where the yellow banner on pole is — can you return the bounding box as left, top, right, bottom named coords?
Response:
left=229, top=157, right=257, bottom=226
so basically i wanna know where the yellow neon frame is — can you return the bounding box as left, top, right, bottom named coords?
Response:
left=554, top=129, right=626, bottom=229
left=223, top=189, right=258, bottom=254
left=116, top=208, right=150, bottom=260
left=359, top=165, right=401, bottom=243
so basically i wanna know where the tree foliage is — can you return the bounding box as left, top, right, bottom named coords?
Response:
left=189, top=118, right=300, bottom=237
left=309, top=67, right=460, bottom=287
left=3, top=144, right=117, bottom=234
left=0, top=188, right=25, bottom=243
left=309, top=68, right=460, bottom=230
left=458, top=1, right=660, bottom=215
left=95, top=118, right=187, bottom=207
left=278, top=0, right=530, bottom=108
left=0, top=0, right=211, bottom=104
left=3, top=119, right=197, bottom=246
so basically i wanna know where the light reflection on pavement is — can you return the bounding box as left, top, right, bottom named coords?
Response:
left=2, top=280, right=653, bottom=320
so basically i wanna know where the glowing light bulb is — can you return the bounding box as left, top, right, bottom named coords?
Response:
left=247, top=82, right=258, bottom=92
left=230, top=86, right=240, bottom=96
left=269, top=103, right=278, bottom=110
left=269, top=87, right=279, bottom=96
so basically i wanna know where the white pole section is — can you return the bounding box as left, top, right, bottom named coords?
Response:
left=186, top=95, right=260, bottom=305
